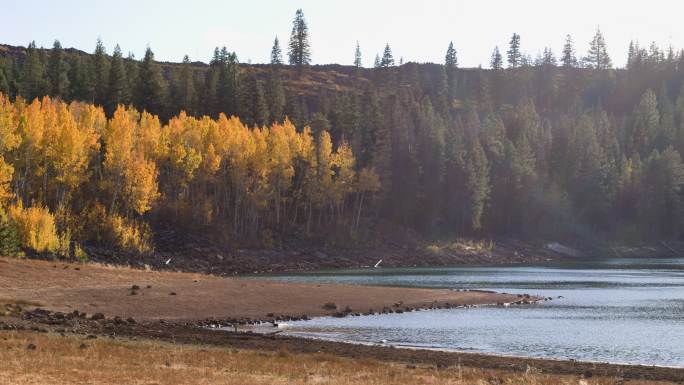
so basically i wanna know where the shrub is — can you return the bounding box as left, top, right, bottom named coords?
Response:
left=8, top=204, right=59, bottom=254
left=81, top=203, right=152, bottom=254
left=106, top=214, right=153, bottom=254
left=73, top=243, right=88, bottom=262
left=426, top=244, right=441, bottom=254
left=0, top=208, right=22, bottom=257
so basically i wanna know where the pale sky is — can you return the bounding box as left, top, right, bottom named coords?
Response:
left=2, top=0, right=682, bottom=68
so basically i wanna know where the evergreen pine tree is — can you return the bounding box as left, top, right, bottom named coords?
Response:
left=92, top=38, right=110, bottom=106
left=125, top=52, right=138, bottom=103
left=216, top=47, right=240, bottom=117
left=239, top=71, right=268, bottom=127
left=47, top=40, right=70, bottom=99
left=271, top=36, right=283, bottom=65
left=134, top=47, right=165, bottom=115
left=19, top=41, right=49, bottom=101
left=354, top=41, right=362, bottom=68
left=266, top=65, right=286, bottom=124
left=491, top=46, right=503, bottom=70
left=68, top=55, right=94, bottom=102
left=464, top=135, right=490, bottom=231
left=374, top=54, right=381, bottom=68
left=105, top=44, right=128, bottom=115
left=445, top=41, right=458, bottom=68
left=0, top=65, right=9, bottom=96
left=542, top=47, right=557, bottom=66
left=507, top=33, right=522, bottom=68
left=288, top=9, right=311, bottom=70
left=584, top=28, right=612, bottom=69
left=0, top=209, right=21, bottom=258
left=380, top=44, right=394, bottom=67
left=176, top=55, right=196, bottom=115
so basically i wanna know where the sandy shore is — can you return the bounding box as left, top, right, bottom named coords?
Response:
left=0, top=257, right=523, bottom=321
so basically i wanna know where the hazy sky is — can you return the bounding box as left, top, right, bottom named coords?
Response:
left=2, top=0, right=682, bottom=68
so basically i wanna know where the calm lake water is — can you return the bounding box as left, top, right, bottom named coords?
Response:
left=254, top=258, right=684, bottom=367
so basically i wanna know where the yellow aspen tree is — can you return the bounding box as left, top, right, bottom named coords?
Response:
left=163, top=112, right=202, bottom=193
left=0, top=94, right=20, bottom=203
left=137, top=111, right=163, bottom=161
left=122, top=156, right=159, bottom=216
left=219, top=115, right=254, bottom=232
left=331, top=140, right=356, bottom=217
left=0, top=157, right=13, bottom=204
left=248, top=126, right=270, bottom=233
left=267, top=122, right=295, bottom=226
left=290, top=125, right=315, bottom=226
left=69, top=102, right=106, bottom=181
left=44, top=102, right=99, bottom=205
left=15, top=98, right=49, bottom=205
left=315, top=130, right=334, bottom=207
left=103, top=105, right=136, bottom=213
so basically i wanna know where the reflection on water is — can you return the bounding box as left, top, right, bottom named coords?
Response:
left=255, top=258, right=684, bottom=367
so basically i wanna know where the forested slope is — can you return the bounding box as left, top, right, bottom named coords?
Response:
left=2, top=19, right=684, bottom=260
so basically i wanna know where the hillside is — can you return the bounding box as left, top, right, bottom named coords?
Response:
left=2, top=37, right=684, bottom=266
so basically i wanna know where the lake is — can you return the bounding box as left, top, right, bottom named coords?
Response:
left=253, top=258, right=684, bottom=367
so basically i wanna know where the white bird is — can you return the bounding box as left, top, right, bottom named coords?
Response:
left=165, top=258, right=172, bottom=265
left=374, top=259, right=383, bottom=268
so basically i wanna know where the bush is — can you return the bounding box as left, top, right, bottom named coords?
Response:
left=73, top=243, right=88, bottom=262
left=8, top=204, right=59, bottom=254
left=81, top=203, right=152, bottom=254
left=0, top=208, right=22, bottom=257
left=106, top=214, right=152, bottom=254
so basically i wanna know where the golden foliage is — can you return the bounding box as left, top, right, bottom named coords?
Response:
left=8, top=203, right=59, bottom=253
left=0, top=93, right=380, bottom=251
left=105, top=214, right=153, bottom=254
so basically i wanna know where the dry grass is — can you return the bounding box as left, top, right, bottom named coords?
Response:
left=426, top=238, right=495, bottom=256
left=0, top=331, right=671, bottom=385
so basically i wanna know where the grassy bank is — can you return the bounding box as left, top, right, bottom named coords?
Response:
left=0, top=330, right=660, bottom=385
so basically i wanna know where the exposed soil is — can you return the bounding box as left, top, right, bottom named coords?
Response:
left=0, top=257, right=526, bottom=322
left=1, top=257, right=683, bottom=383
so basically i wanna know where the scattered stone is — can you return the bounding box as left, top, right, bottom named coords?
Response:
left=169, top=292, right=177, bottom=296
left=131, top=285, right=140, bottom=290
left=90, top=313, right=105, bottom=321
left=26, top=343, right=36, bottom=350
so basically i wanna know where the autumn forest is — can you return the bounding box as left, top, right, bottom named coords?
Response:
left=2, top=9, right=684, bottom=258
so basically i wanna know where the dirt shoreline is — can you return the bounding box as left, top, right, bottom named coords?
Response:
left=2, top=257, right=683, bottom=383
left=0, top=258, right=532, bottom=322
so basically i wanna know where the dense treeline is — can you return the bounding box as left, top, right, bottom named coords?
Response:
left=3, top=10, right=684, bottom=256
left=0, top=95, right=379, bottom=256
